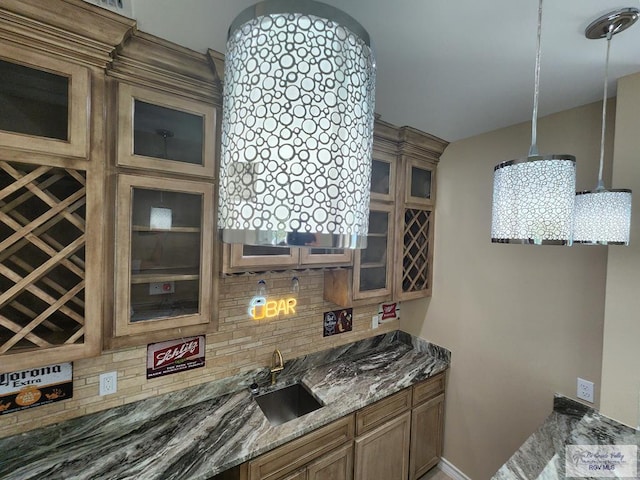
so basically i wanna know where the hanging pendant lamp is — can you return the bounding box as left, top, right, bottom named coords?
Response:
left=491, top=0, right=576, bottom=245
left=573, top=8, right=638, bottom=246
left=218, top=0, right=376, bottom=248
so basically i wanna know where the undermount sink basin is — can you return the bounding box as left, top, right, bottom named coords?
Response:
left=254, top=383, right=323, bottom=426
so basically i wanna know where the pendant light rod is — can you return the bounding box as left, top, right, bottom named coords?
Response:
left=596, top=29, right=613, bottom=191
left=528, top=0, right=543, bottom=157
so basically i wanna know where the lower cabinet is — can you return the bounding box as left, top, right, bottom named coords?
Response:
left=229, top=372, right=446, bottom=480
left=409, top=394, right=445, bottom=479
left=354, top=411, right=411, bottom=480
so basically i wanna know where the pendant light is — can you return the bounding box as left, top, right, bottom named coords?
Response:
left=573, top=8, right=638, bottom=246
left=491, top=0, right=576, bottom=245
left=218, top=0, right=376, bottom=248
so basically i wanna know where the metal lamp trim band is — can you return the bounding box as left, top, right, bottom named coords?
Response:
left=493, top=154, right=576, bottom=172
left=221, top=229, right=368, bottom=249
left=576, top=188, right=632, bottom=195
left=228, top=0, right=371, bottom=46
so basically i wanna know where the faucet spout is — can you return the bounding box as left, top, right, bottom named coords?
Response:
left=270, top=349, right=284, bottom=385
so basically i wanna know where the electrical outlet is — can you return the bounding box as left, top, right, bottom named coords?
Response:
left=577, top=377, right=594, bottom=403
left=99, top=371, right=118, bottom=396
left=371, top=315, right=379, bottom=329
left=149, top=281, right=175, bottom=296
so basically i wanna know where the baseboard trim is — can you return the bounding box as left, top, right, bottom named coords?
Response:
left=439, top=457, right=472, bottom=480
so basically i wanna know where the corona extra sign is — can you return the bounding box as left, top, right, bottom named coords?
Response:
left=248, top=296, right=297, bottom=320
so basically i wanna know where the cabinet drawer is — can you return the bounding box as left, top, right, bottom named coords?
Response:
left=248, top=415, right=354, bottom=480
left=412, top=373, right=445, bottom=407
left=356, top=388, right=412, bottom=435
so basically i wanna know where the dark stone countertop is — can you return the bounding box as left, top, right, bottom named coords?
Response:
left=0, top=330, right=450, bottom=480
left=493, top=395, right=640, bottom=479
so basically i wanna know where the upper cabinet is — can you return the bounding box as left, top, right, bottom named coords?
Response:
left=106, top=32, right=222, bottom=349
left=0, top=53, right=89, bottom=159
left=117, top=83, right=217, bottom=178
left=324, top=119, right=448, bottom=307
left=0, top=0, right=135, bottom=374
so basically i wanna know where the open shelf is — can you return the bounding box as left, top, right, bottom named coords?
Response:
left=132, top=225, right=200, bottom=233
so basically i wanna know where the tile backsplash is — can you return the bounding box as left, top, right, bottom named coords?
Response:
left=0, top=270, right=397, bottom=439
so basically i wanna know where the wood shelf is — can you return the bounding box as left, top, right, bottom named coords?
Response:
left=360, top=262, right=387, bottom=269
left=132, top=225, right=201, bottom=233
left=131, top=267, right=199, bottom=284
left=366, top=233, right=388, bottom=238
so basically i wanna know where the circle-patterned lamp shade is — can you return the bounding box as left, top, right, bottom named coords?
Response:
left=573, top=189, right=632, bottom=245
left=491, top=155, right=576, bottom=245
left=219, top=1, right=376, bottom=248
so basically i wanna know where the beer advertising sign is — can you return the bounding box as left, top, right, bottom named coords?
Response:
left=0, top=362, right=73, bottom=415
left=147, top=335, right=205, bottom=379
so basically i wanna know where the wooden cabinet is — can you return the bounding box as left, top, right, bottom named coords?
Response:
left=113, top=174, right=214, bottom=337
left=409, top=373, right=446, bottom=480
left=222, top=244, right=352, bottom=274
left=105, top=31, right=221, bottom=349
left=0, top=0, right=134, bottom=373
left=324, top=119, right=447, bottom=307
left=307, top=443, right=353, bottom=480
left=353, top=388, right=412, bottom=480
left=247, top=416, right=354, bottom=480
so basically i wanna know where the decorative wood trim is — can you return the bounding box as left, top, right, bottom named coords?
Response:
left=0, top=0, right=134, bottom=69
left=110, top=31, right=222, bottom=105
left=299, top=248, right=353, bottom=266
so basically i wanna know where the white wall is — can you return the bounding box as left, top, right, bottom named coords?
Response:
left=402, top=100, right=613, bottom=479
left=600, top=72, right=640, bottom=428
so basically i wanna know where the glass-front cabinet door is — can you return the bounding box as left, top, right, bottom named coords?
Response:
left=299, top=248, right=352, bottom=266
left=225, top=244, right=299, bottom=272
left=404, top=158, right=435, bottom=206
left=353, top=203, right=394, bottom=300
left=0, top=48, right=89, bottom=158
left=370, top=151, right=396, bottom=203
left=117, top=83, right=216, bottom=177
left=114, top=174, right=213, bottom=336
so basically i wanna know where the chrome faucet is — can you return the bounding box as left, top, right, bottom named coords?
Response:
left=270, top=349, right=284, bottom=385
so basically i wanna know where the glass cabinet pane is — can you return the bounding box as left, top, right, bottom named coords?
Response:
left=242, top=245, right=292, bottom=257
left=410, top=166, right=432, bottom=200
left=0, top=60, right=69, bottom=140
left=129, top=187, right=202, bottom=322
left=371, top=160, right=390, bottom=195
left=133, top=100, right=204, bottom=165
left=358, top=208, right=390, bottom=293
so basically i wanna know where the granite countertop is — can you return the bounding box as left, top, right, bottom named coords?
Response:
left=493, top=395, right=640, bottom=480
left=0, top=330, right=450, bottom=480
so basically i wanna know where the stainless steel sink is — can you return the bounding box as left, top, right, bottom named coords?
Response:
left=254, top=383, right=323, bottom=426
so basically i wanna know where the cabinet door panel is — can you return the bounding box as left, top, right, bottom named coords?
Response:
left=307, top=443, right=353, bottom=480
left=353, top=203, right=394, bottom=300
left=226, top=244, right=299, bottom=272
left=409, top=394, right=444, bottom=480
left=0, top=44, right=89, bottom=158
left=354, top=411, right=410, bottom=480
left=114, top=174, right=213, bottom=337
left=299, top=248, right=352, bottom=267
left=117, top=83, right=216, bottom=178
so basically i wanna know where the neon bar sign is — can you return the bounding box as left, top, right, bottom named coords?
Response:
left=248, top=296, right=297, bottom=320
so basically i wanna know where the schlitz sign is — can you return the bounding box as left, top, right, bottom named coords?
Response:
left=146, top=336, right=205, bottom=379
left=0, top=362, right=73, bottom=415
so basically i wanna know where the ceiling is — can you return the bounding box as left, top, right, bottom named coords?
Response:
left=129, top=0, right=640, bottom=142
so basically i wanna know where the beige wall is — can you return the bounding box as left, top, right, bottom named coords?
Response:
left=401, top=101, right=613, bottom=479
left=600, top=72, right=640, bottom=428
left=0, top=270, right=392, bottom=439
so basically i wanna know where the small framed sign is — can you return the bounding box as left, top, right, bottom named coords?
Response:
left=323, top=308, right=353, bottom=337
left=0, top=362, right=73, bottom=415
left=147, top=335, right=205, bottom=379
left=378, top=302, right=400, bottom=322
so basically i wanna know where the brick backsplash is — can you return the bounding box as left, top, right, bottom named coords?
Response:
left=0, top=270, right=397, bottom=439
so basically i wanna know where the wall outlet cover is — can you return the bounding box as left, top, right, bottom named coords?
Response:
left=577, top=377, right=594, bottom=403
left=99, top=371, right=117, bottom=396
